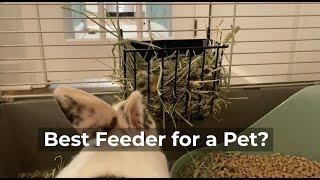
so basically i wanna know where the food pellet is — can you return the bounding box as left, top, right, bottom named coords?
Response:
left=178, top=151, right=320, bottom=178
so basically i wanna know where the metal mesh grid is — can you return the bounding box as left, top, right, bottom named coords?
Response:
left=1, top=2, right=320, bottom=98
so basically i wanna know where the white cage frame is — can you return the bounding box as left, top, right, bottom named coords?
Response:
left=1, top=2, right=320, bottom=100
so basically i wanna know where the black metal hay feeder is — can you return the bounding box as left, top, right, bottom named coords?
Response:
left=121, top=29, right=228, bottom=125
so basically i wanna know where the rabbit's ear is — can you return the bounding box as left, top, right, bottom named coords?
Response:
left=53, top=86, right=118, bottom=133
left=116, top=90, right=155, bottom=129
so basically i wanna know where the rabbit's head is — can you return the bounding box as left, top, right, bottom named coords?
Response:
left=53, top=86, right=156, bottom=136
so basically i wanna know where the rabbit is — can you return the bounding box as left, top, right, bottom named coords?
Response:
left=52, top=86, right=170, bottom=178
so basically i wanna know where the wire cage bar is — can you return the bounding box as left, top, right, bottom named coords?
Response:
left=121, top=28, right=229, bottom=125
left=1, top=2, right=320, bottom=100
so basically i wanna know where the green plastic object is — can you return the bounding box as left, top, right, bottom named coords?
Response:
left=170, top=85, right=320, bottom=177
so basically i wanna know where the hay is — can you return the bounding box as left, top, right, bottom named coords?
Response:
left=61, top=6, right=240, bottom=128
left=178, top=151, right=320, bottom=178
left=120, top=47, right=230, bottom=129
left=17, top=156, right=65, bottom=178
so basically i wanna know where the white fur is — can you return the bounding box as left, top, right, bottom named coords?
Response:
left=56, top=151, right=170, bottom=178
left=54, top=86, right=170, bottom=178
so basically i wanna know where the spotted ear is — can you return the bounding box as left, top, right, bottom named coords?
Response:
left=53, top=86, right=118, bottom=133
left=116, top=90, right=155, bottom=130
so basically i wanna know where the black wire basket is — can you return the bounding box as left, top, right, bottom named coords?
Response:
left=120, top=28, right=229, bottom=128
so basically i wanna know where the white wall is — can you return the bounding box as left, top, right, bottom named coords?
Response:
left=1, top=2, right=320, bottom=90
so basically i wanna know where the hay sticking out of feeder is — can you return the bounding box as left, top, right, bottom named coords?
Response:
left=178, top=151, right=320, bottom=178
left=61, top=6, right=240, bottom=128
left=17, top=156, right=65, bottom=178
left=119, top=47, right=230, bottom=128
